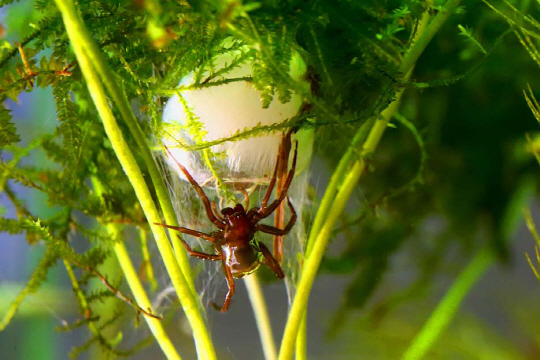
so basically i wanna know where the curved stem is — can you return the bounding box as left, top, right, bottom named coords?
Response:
left=113, top=227, right=182, bottom=360
left=399, top=0, right=462, bottom=74
left=91, top=179, right=180, bottom=360
left=64, top=2, right=195, bottom=293
left=53, top=1, right=215, bottom=358
left=304, top=120, right=371, bottom=257
left=280, top=1, right=463, bottom=358
left=278, top=153, right=370, bottom=360
left=295, top=313, right=307, bottom=360
left=401, top=248, right=494, bottom=360
left=63, top=260, right=102, bottom=336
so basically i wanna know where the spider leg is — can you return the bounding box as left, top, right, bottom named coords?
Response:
left=246, top=207, right=259, bottom=221
left=177, top=235, right=222, bottom=260
left=211, top=201, right=225, bottom=221
left=275, top=129, right=293, bottom=201
left=258, top=242, right=285, bottom=279
left=273, top=133, right=292, bottom=263
left=240, top=188, right=250, bottom=209
left=164, top=146, right=225, bottom=229
left=257, top=141, right=298, bottom=219
left=256, top=131, right=292, bottom=218
left=211, top=253, right=235, bottom=313
left=259, top=130, right=293, bottom=212
left=255, top=197, right=297, bottom=236
left=260, top=141, right=281, bottom=211
left=153, top=223, right=218, bottom=242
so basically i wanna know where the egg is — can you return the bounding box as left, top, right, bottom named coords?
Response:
left=161, top=46, right=313, bottom=186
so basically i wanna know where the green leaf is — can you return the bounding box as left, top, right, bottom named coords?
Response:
left=0, top=104, right=20, bottom=146
left=458, top=24, right=487, bottom=54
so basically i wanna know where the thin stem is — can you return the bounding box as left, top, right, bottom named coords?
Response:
left=53, top=1, right=215, bottom=358
left=90, top=266, right=161, bottom=320
left=295, top=313, right=307, bottom=360
left=91, top=178, right=180, bottom=360
left=113, top=233, right=182, bottom=360
left=0, top=246, right=56, bottom=331
left=280, top=1, right=463, bottom=358
left=278, top=154, right=370, bottom=360
left=57, top=0, right=195, bottom=294
left=304, top=119, right=372, bottom=257
left=245, top=274, right=277, bottom=360
left=139, top=229, right=159, bottom=292
left=401, top=248, right=494, bottom=360
left=63, top=260, right=101, bottom=335
left=524, top=206, right=540, bottom=247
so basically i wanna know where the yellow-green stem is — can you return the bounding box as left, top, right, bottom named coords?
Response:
left=295, top=313, right=307, bottom=360
left=282, top=1, right=463, bottom=358
left=63, top=260, right=100, bottom=336
left=91, top=178, right=180, bottom=360
left=70, top=7, right=194, bottom=293
left=245, top=274, right=277, bottom=360
left=53, top=1, right=215, bottom=357
left=139, top=229, right=158, bottom=292
left=278, top=147, right=373, bottom=360
left=401, top=248, right=494, bottom=360
left=113, top=234, right=182, bottom=360
left=283, top=91, right=405, bottom=360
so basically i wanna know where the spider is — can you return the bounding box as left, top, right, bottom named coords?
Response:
left=155, top=136, right=298, bottom=312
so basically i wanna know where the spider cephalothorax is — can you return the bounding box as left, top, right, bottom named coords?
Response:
left=155, top=133, right=298, bottom=312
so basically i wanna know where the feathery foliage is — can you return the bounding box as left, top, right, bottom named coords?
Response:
left=2, top=0, right=540, bottom=359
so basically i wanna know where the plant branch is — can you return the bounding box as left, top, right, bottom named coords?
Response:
left=401, top=248, right=493, bottom=360
left=90, top=178, right=180, bottom=360
left=89, top=266, right=162, bottom=320
left=63, top=260, right=103, bottom=337
left=245, top=274, right=277, bottom=360
left=279, top=1, right=463, bottom=358
left=53, top=0, right=215, bottom=358
left=53, top=0, right=196, bottom=296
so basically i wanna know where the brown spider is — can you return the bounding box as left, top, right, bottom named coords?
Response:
left=155, top=137, right=298, bottom=312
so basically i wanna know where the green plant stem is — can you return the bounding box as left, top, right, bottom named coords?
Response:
left=54, top=1, right=215, bottom=358
left=245, top=274, right=277, bottom=360
left=139, top=228, right=159, bottom=292
left=280, top=1, right=463, bottom=358
left=63, top=2, right=194, bottom=294
left=401, top=248, right=494, bottom=360
left=304, top=119, right=372, bottom=257
left=398, top=1, right=462, bottom=74
left=294, top=119, right=371, bottom=359
left=0, top=246, right=55, bottom=331
left=295, top=313, right=307, bottom=360
left=277, top=131, right=382, bottom=360
left=63, top=260, right=100, bottom=336
left=113, top=234, right=182, bottom=360
left=91, top=178, right=180, bottom=359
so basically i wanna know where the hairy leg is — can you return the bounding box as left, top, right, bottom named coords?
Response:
left=212, top=256, right=236, bottom=312
left=259, top=242, right=285, bottom=279
left=154, top=222, right=217, bottom=242
left=177, top=235, right=222, bottom=260
left=164, top=145, right=225, bottom=229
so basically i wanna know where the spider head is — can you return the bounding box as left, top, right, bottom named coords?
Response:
left=221, top=204, right=254, bottom=243
left=221, top=208, right=234, bottom=217
left=221, top=204, right=246, bottom=218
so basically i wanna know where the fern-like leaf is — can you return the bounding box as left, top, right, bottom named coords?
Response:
left=0, top=104, right=20, bottom=146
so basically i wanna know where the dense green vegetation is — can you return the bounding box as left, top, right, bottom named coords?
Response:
left=1, top=0, right=540, bottom=359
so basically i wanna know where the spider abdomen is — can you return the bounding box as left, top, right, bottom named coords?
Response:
left=223, top=244, right=261, bottom=278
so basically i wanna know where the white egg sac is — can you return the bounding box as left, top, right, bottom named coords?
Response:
left=161, top=48, right=312, bottom=186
